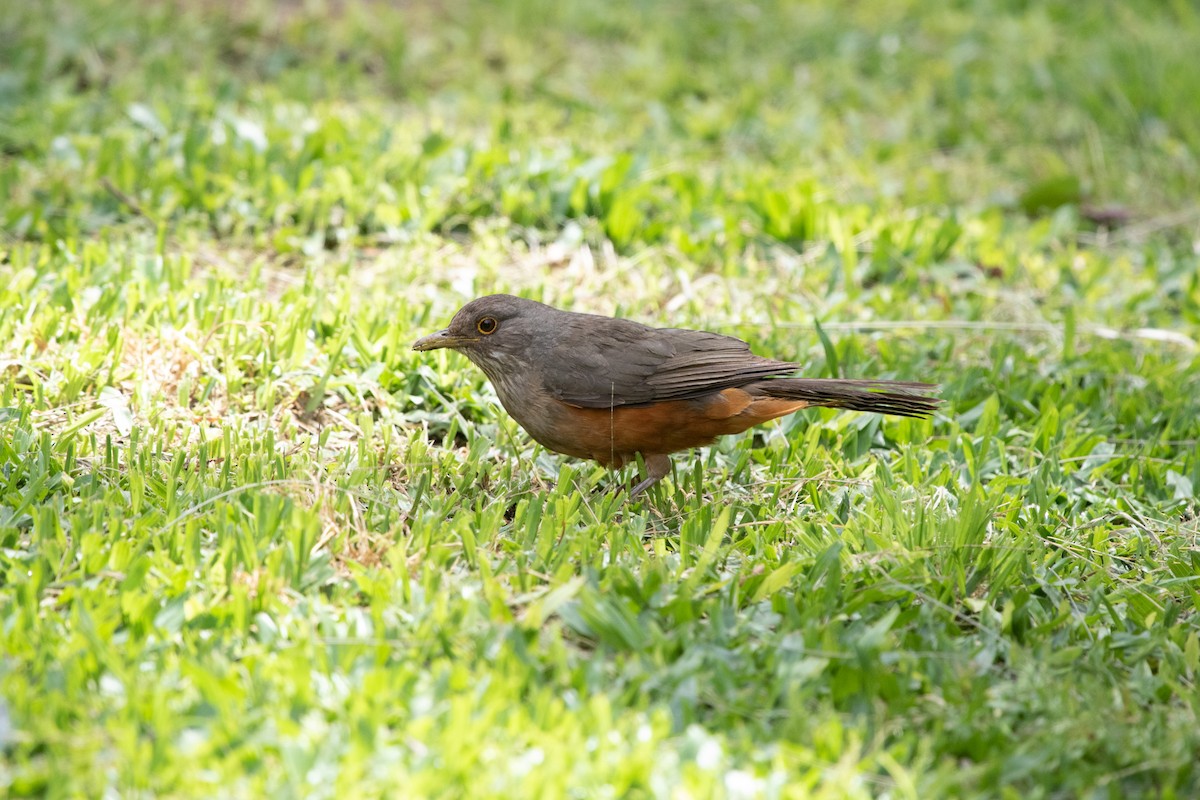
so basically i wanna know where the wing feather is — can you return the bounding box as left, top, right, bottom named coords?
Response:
left=541, top=319, right=799, bottom=408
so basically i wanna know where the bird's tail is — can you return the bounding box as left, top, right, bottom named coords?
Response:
left=757, top=379, right=940, bottom=418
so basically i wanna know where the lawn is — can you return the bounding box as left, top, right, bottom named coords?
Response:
left=2, top=0, right=1200, bottom=797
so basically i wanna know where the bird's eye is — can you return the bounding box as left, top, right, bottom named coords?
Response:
left=476, top=316, right=498, bottom=335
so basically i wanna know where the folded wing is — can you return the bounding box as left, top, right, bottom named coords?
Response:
left=542, top=319, right=802, bottom=408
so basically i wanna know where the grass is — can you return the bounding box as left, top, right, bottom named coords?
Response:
left=2, top=0, right=1200, bottom=796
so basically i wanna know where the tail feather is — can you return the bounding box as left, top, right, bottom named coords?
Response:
left=756, top=378, right=940, bottom=418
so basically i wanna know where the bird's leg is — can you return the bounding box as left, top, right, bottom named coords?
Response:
left=629, top=454, right=672, bottom=498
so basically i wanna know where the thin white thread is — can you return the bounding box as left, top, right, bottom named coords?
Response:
left=609, top=381, right=616, bottom=468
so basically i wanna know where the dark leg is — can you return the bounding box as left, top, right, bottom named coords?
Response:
left=629, top=454, right=672, bottom=497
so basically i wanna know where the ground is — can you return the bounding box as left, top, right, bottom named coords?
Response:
left=2, top=0, right=1200, bottom=797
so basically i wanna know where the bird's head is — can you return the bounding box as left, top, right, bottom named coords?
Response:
left=412, top=294, right=550, bottom=379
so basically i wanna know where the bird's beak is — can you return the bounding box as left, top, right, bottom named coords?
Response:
left=412, top=329, right=474, bottom=352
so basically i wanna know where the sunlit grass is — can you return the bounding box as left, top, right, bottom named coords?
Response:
left=2, top=0, right=1200, bottom=797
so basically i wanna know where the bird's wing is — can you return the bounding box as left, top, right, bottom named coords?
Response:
left=541, top=318, right=799, bottom=408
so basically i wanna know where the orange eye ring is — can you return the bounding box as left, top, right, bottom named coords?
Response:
left=476, top=316, right=498, bottom=335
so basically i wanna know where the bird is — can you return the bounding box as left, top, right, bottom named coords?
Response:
left=413, top=294, right=939, bottom=496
